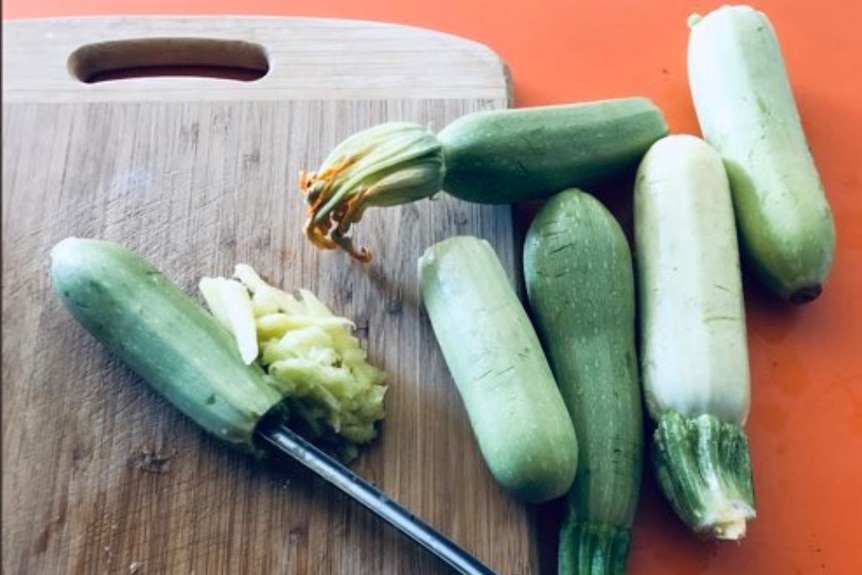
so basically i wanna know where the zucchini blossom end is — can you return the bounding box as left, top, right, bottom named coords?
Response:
left=301, top=122, right=445, bottom=262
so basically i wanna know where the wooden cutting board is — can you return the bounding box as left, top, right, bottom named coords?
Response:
left=1, top=17, right=533, bottom=575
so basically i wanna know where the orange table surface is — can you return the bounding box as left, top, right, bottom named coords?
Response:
left=4, top=1, right=861, bottom=574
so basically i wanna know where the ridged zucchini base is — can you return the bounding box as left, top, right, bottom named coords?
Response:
left=558, top=522, right=631, bottom=575
left=652, top=410, right=755, bottom=539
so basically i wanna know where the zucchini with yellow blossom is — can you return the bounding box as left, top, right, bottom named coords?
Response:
left=302, top=98, right=668, bottom=261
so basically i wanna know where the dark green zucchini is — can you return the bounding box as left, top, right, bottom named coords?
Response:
left=523, top=189, right=643, bottom=574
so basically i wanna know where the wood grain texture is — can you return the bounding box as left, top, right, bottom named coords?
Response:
left=1, top=17, right=532, bottom=575
left=2, top=16, right=512, bottom=102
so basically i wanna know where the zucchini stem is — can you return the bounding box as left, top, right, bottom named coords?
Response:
left=558, top=520, right=631, bottom=575
left=652, top=411, right=755, bottom=540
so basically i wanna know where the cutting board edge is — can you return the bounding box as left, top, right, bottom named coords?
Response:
left=1, top=16, right=514, bottom=105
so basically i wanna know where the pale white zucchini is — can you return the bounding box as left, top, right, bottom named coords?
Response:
left=687, top=5, right=836, bottom=304
left=634, top=135, right=755, bottom=540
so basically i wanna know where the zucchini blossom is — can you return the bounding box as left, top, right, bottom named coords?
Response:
left=301, top=122, right=444, bottom=262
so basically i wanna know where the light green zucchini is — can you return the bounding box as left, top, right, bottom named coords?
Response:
left=51, top=238, right=388, bottom=461
left=302, top=98, right=668, bottom=261
left=50, top=237, right=284, bottom=452
left=634, top=135, right=755, bottom=540
left=418, top=236, right=578, bottom=503
left=523, top=189, right=643, bottom=574
left=687, top=5, right=836, bottom=304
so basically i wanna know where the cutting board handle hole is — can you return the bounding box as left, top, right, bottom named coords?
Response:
left=68, top=38, right=269, bottom=83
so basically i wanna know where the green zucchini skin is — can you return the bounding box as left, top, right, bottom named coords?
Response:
left=436, top=97, right=668, bottom=204
left=418, top=236, right=578, bottom=503
left=51, top=237, right=283, bottom=452
left=523, top=190, right=643, bottom=573
left=688, top=6, right=836, bottom=304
